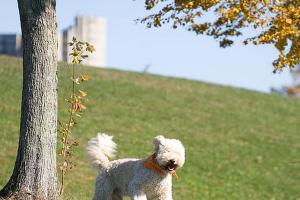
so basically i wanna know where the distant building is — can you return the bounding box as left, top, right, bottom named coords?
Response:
left=0, top=34, right=22, bottom=56
left=0, top=16, right=106, bottom=67
left=60, top=16, right=106, bottom=67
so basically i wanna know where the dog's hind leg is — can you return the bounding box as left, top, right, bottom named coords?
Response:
left=112, top=188, right=123, bottom=200
left=93, top=173, right=114, bottom=200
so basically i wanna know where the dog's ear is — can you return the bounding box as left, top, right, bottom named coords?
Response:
left=153, top=135, right=164, bottom=151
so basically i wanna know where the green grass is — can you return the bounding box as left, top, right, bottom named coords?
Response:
left=0, top=55, right=300, bottom=200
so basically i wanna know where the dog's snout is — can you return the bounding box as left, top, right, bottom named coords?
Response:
left=170, top=159, right=175, bottom=164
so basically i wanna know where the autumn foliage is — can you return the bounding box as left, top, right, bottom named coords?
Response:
left=141, top=0, right=300, bottom=72
left=58, top=37, right=95, bottom=196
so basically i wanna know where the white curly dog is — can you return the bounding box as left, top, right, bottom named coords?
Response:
left=86, top=134, right=185, bottom=200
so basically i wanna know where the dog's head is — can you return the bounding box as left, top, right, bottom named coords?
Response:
left=153, top=135, right=185, bottom=174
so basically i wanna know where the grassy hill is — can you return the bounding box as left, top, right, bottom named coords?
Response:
left=0, top=55, right=299, bottom=200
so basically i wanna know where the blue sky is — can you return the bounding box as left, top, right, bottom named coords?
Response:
left=1, top=0, right=293, bottom=92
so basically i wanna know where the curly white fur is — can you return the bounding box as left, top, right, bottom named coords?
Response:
left=86, top=133, right=117, bottom=168
left=86, top=134, right=185, bottom=200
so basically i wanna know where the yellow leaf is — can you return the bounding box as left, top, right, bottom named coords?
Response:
left=81, top=74, right=89, bottom=82
left=79, top=90, right=87, bottom=97
left=86, top=45, right=96, bottom=53
left=286, top=19, right=292, bottom=24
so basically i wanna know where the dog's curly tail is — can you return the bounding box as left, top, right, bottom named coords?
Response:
left=86, top=133, right=117, bottom=169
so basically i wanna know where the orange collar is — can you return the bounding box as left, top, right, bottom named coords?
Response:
left=143, top=154, right=178, bottom=179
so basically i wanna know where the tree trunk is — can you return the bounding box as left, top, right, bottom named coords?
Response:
left=0, top=0, right=58, bottom=199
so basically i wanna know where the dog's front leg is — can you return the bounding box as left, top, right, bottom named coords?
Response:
left=131, top=193, right=147, bottom=200
left=129, top=182, right=147, bottom=200
left=157, top=194, right=173, bottom=200
left=157, top=189, right=173, bottom=200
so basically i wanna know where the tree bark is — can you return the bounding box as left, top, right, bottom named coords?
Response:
left=0, top=0, right=58, bottom=199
